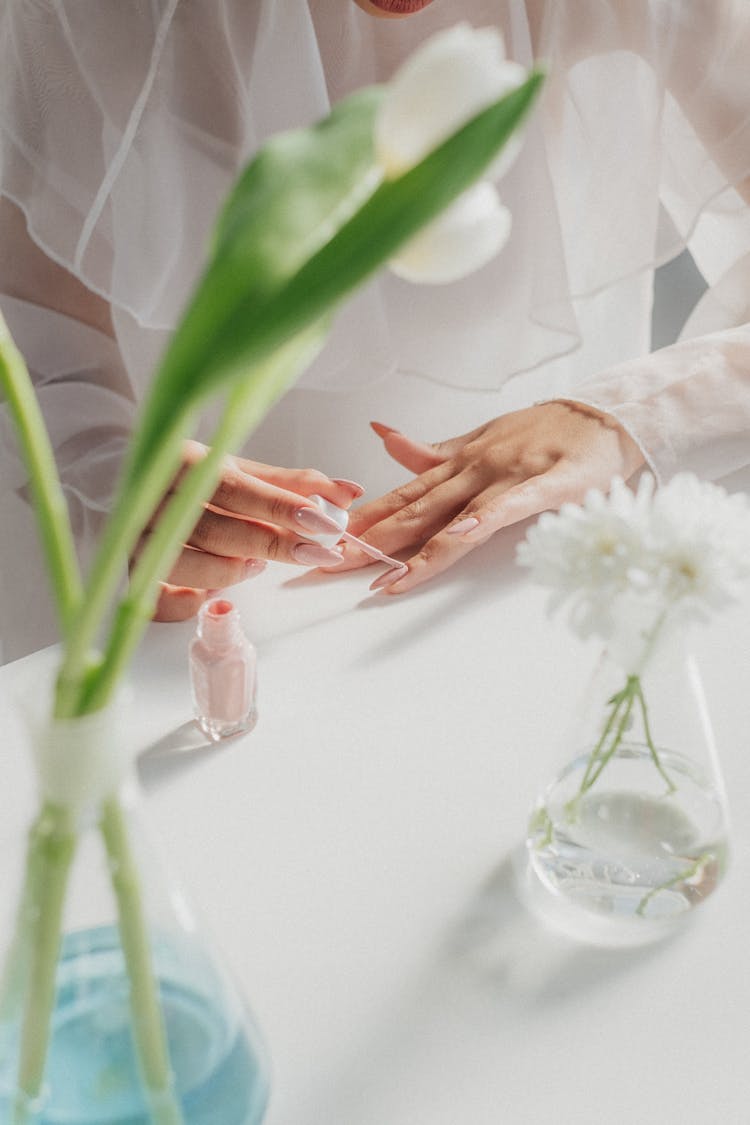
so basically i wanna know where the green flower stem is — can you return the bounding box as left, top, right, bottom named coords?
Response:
left=54, top=409, right=193, bottom=719
left=11, top=802, right=77, bottom=1124
left=0, top=844, right=41, bottom=1026
left=579, top=680, right=638, bottom=795
left=636, top=852, right=711, bottom=918
left=578, top=680, right=635, bottom=793
left=81, top=425, right=241, bottom=715
left=574, top=673, right=675, bottom=804
left=0, top=311, right=82, bottom=636
left=80, top=326, right=326, bottom=716
left=99, top=797, right=184, bottom=1125
left=634, top=679, right=676, bottom=794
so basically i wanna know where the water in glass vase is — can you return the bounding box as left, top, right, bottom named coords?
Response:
left=522, top=744, right=729, bottom=947
left=0, top=927, right=269, bottom=1125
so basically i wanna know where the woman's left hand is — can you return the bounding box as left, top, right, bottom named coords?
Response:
left=328, top=402, right=645, bottom=593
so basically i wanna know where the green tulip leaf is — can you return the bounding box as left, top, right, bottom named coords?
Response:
left=125, top=70, right=543, bottom=483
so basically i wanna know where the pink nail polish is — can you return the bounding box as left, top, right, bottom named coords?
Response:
left=369, top=565, right=408, bottom=591
left=447, top=516, right=480, bottom=535
left=244, top=559, right=266, bottom=577
left=370, top=421, right=401, bottom=438
left=292, top=543, right=344, bottom=566
left=189, top=598, right=258, bottom=741
left=331, top=478, right=366, bottom=497
left=294, top=507, right=345, bottom=535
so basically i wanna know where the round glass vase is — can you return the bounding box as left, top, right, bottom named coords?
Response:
left=518, top=618, right=730, bottom=947
left=0, top=680, right=269, bottom=1124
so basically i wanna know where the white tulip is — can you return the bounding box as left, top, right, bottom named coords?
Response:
left=377, top=23, right=526, bottom=284
left=375, top=23, right=527, bottom=179
left=389, top=181, right=511, bottom=285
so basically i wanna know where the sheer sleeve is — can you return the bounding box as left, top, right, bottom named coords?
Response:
left=567, top=326, right=750, bottom=484
left=540, top=0, right=750, bottom=485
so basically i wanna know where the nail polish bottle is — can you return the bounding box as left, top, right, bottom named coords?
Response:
left=189, top=598, right=258, bottom=741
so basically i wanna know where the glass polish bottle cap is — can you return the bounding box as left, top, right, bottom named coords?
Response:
left=308, top=494, right=349, bottom=548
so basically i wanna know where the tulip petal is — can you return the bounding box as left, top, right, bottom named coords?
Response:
left=389, top=181, right=511, bottom=284
left=376, top=23, right=526, bottom=178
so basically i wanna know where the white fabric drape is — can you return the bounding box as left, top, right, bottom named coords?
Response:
left=1, top=0, right=749, bottom=659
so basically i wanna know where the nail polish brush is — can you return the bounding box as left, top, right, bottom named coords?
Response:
left=308, top=495, right=406, bottom=572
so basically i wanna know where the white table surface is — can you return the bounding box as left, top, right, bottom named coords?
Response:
left=3, top=520, right=750, bottom=1125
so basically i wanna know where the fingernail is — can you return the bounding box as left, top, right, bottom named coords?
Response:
left=332, top=478, right=366, bottom=497
left=370, top=421, right=401, bottom=438
left=292, top=543, right=345, bottom=566
left=320, top=541, right=366, bottom=571
left=294, top=507, right=345, bottom=535
left=244, top=559, right=266, bottom=577
left=369, top=565, right=408, bottom=592
left=447, top=516, right=480, bottom=536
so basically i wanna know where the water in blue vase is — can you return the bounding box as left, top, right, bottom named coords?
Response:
left=0, top=927, right=270, bottom=1125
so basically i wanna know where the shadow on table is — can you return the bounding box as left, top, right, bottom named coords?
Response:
left=279, top=849, right=681, bottom=1125
left=348, top=519, right=533, bottom=669
left=137, top=721, right=218, bottom=791
left=442, top=852, right=678, bottom=1004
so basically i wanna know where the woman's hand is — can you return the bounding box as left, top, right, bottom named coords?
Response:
left=331, top=402, right=645, bottom=593
left=134, top=440, right=363, bottom=621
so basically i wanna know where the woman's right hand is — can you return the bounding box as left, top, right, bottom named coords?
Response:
left=133, top=440, right=363, bottom=621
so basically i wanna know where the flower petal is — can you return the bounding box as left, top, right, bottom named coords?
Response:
left=375, top=23, right=527, bottom=178
left=388, top=181, right=511, bottom=284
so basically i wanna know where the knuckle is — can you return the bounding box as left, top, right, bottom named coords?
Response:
left=195, top=511, right=224, bottom=553
left=431, top=440, right=451, bottom=457
left=226, top=556, right=248, bottom=585
left=211, top=470, right=240, bottom=511
left=391, top=482, right=422, bottom=507
left=518, top=451, right=555, bottom=478
left=393, top=495, right=428, bottom=524
left=458, top=438, right=555, bottom=482
left=262, top=529, right=283, bottom=562
left=299, top=467, right=326, bottom=488
left=268, top=492, right=290, bottom=525
left=187, top=512, right=211, bottom=550
left=414, top=541, right=439, bottom=566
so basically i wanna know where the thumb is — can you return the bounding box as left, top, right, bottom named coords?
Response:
left=370, top=421, right=478, bottom=474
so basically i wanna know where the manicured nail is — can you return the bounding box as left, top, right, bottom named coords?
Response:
left=370, top=565, right=408, bottom=591
left=332, top=478, right=366, bottom=497
left=447, top=516, right=480, bottom=536
left=294, top=507, right=344, bottom=535
left=244, top=559, right=266, bottom=577
left=370, top=421, right=401, bottom=439
left=292, top=543, right=344, bottom=566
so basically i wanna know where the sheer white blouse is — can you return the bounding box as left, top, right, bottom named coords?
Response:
left=1, top=0, right=749, bottom=659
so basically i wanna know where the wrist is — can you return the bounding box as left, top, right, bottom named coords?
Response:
left=542, top=398, right=648, bottom=480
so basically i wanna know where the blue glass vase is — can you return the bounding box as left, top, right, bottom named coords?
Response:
left=0, top=689, right=270, bottom=1124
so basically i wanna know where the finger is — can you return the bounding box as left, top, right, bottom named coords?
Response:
left=160, top=458, right=353, bottom=543
left=167, top=546, right=266, bottom=590
left=345, top=459, right=457, bottom=542
left=186, top=509, right=344, bottom=568
left=226, top=454, right=364, bottom=507
left=370, top=420, right=486, bottom=473
left=330, top=461, right=461, bottom=572
left=370, top=422, right=445, bottom=474
left=333, top=467, right=477, bottom=575
left=452, top=465, right=587, bottom=545
left=376, top=468, right=579, bottom=595
left=153, top=583, right=209, bottom=622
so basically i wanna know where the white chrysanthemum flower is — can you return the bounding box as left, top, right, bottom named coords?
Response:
left=649, top=473, right=750, bottom=620
left=376, top=24, right=527, bottom=284
left=517, top=472, right=750, bottom=645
